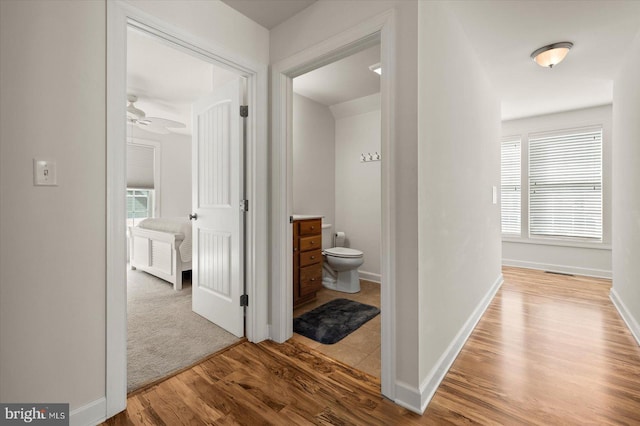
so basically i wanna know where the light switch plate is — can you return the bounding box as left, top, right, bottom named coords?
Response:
left=33, top=158, right=57, bottom=186
left=492, top=186, right=497, bottom=204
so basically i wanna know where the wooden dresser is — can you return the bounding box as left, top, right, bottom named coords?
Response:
left=293, top=218, right=323, bottom=307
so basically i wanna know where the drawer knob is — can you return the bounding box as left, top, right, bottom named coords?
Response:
left=310, top=256, right=315, bottom=260
left=310, top=278, right=316, bottom=281
left=311, top=240, right=315, bottom=244
left=310, top=226, right=315, bottom=230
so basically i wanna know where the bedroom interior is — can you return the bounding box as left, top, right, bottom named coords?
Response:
left=125, top=26, right=241, bottom=392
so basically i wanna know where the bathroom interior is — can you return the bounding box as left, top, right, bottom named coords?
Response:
left=291, top=42, right=382, bottom=377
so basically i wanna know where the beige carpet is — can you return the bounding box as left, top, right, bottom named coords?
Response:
left=127, top=268, right=240, bottom=392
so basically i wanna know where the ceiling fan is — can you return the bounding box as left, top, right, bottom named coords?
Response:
left=126, top=94, right=186, bottom=135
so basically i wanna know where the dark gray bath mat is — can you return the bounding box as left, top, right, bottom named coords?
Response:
left=293, top=298, right=380, bottom=344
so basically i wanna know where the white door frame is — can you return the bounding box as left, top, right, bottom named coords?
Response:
left=270, top=9, right=397, bottom=399
left=106, top=1, right=269, bottom=418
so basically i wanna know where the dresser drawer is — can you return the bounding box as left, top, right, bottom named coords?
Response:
left=300, top=263, right=322, bottom=296
left=299, top=219, right=321, bottom=236
left=300, top=279, right=323, bottom=297
left=300, top=249, right=322, bottom=267
left=299, top=235, right=321, bottom=251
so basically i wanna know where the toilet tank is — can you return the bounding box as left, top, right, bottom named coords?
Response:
left=321, top=223, right=332, bottom=250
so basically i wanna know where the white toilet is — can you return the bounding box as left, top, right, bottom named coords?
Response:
left=321, top=224, right=364, bottom=293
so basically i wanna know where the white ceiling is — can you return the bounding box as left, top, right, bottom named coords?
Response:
left=220, top=0, right=316, bottom=29
left=127, top=1, right=640, bottom=130
left=293, top=44, right=381, bottom=106
left=127, top=28, right=237, bottom=135
left=447, top=0, right=640, bottom=120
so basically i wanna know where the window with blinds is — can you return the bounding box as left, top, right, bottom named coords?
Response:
left=126, top=189, right=153, bottom=228
left=501, top=138, right=521, bottom=234
left=528, top=127, right=602, bottom=240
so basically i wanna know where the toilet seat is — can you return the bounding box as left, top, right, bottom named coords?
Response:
left=324, top=247, right=363, bottom=258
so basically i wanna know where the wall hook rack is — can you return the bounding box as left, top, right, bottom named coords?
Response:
left=360, top=151, right=381, bottom=163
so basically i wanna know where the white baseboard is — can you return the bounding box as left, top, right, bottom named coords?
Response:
left=502, top=258, right=611, bottom=279
left=610, top=288, right=640, bottom=346
left=395, top=274, right=504, bottom=414
left=358, top=270, right=381, bottom=283
left=394, top=380, right=423, bottom=414
left=70, top=397, right=106, bottom=426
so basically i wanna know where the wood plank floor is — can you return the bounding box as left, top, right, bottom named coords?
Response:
left=104, top=267, right=640, bottom=425
left=425, top=267, right=640, bottom=424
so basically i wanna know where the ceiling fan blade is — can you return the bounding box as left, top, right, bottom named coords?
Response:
left=136, top=122, right=170, bottom=135
left=143, top=117, right=186, bottom=129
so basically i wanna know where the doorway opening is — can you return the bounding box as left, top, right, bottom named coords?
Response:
left=270, top=9, right=396, bottom=398
left=107, top=2, right=268, bottom=416
left=124, top=26, right=245, bottom=392
left=290, top=42, right=383, bottom=377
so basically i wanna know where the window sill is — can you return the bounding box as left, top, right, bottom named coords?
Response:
left=502, top=236, right=611, bottom=251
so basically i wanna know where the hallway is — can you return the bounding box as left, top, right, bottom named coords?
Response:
left=425, top=267, right=640, bottom=423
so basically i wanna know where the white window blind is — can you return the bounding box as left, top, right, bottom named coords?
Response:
left=501, top=139, right=521, bottom=234
left=127, top=144, right=155, bottom=189
left=529, top=127, right=602, bottom=240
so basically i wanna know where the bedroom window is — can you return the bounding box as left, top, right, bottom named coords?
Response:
left=126, top=141, right=160, bottom=222
left=127, top=189, right=153, bottom=227
left=501, top=138, right=521, bottom=235
left=528, top=127, right=602, bottom=240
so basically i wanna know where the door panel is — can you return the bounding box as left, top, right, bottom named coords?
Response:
left=192, top=78, right=244, bottom=338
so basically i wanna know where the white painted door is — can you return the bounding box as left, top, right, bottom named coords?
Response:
left=191, top=78, right=245, bottom=337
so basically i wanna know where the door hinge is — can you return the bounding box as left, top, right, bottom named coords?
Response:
left=241, top=199, right=249, bottom=212
left=240, top=294, right=249, bottom=307
left=240, top=105, right=248, bottom=118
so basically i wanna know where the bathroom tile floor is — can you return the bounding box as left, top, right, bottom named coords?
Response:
left=291, top=280, right=381, bottom=378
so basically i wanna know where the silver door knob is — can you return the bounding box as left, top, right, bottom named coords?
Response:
left=189, top=213, right=198, bottom=220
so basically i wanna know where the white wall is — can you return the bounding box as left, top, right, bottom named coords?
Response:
left=417, top=0, right=502, bottom=410
left=271, top=0, right=421, bottom=393
left=292, top=94, right=335, bottom=225
left=274, top=0, right=503, bottom=412
left=157, top=132, right=191, bottom=217
left=611, top=31, right=640, bottom=343
left=293, top=91, right=382, bottom=279
left=127, top=0, right=270, bottom=65
left=501, top=105, right=613, bottom=278
left=0, top=0, right=269, bottom=420
left=0, top=0, right=106, bottom=408
left=333, top=95, right=381, bottom=280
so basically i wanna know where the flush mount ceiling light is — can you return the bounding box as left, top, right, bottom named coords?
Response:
left=369, top=62, right=382, bottom=75
left=530, top=42, right=573, bottom=68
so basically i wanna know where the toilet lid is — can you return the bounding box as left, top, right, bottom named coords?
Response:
left=324, top=247, right=363, bottom=258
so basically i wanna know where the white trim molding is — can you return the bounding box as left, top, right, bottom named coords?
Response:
left=394, top=381, right=423, bottom=415
left=106, top=1, right=128, bottom=417
left=394, top=274, right=504, bottom=414
left=358, top=270, right=381, bottom=283
left=610, top=288, right=640, bottom=346
left=270, top=8, right=397, bottom=400
left=502, top=258, right=612, bottom=279
left=106, top=0, right=269, bottom=420
left=70, top=397, right=106, bottom=426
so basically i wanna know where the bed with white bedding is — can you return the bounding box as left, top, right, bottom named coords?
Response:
left=129, top=217, right=192, bottom=290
